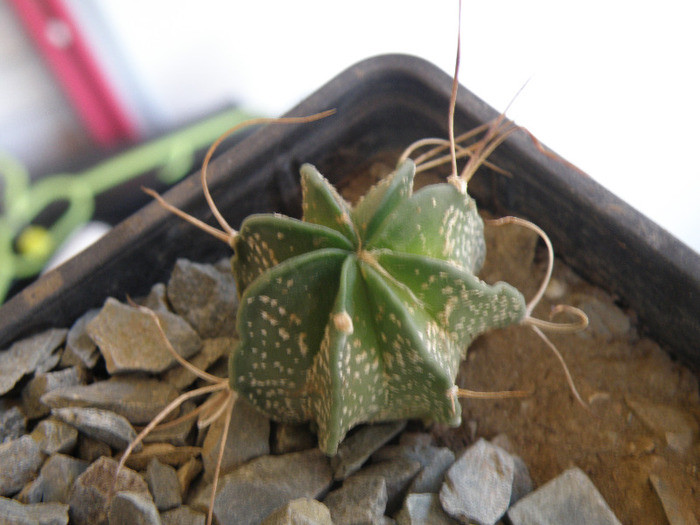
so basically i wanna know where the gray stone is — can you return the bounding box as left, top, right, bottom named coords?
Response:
left=16, top=475, right=45, bottom=504
left=201, top=397, right=270, bottom=481
left=37, top=454, right=89, bottom=503
left=76, top=434, right=112, bottom=462
left=160, top=505, right=206, bottom=525
left=649, top=473, right=699, bottom=525
left=167, top=258, right=239, bottom=338
left=396, top=493, right=460, bottom=525
left=191, top=448, right=333, bottom=525
left=626, top=396, right=699, bottom=454
left=324, top=474, right=387, bottom=525
left=146, top=458, right=182, bottom=511
left=22, top=366, right=87, bottom=419
left=86, top=297, right=201, bottom=374
left=261, top=497, right=333, bottom=525
left=272, top=422, right=317, bottom=454
left=0, top=329, right=67, bottom=395
left=40, top=377, right=180, bottom=425
left=142, top=400, right=197, bottom=446
left=0, top=404, right=26, bottom=443
left=68, top=456, right=151, bottom=525
left=0, top=435, right=46, bottom=496
left=354, top=458, right=421, bottom=513
left=372, top=443, right=455, bottom=495
left=408, top=447, right=456, bottom=494
left=141, top=282, right=171, bottom=313
left=30, top=418, right=79, bottom=455
left=507, top=467, right=622, bottom=525
left=439, top=438, right=514, bottom=525
left=331, top=421, right=407, bottom=480
left=108, top=490, right=162, bottom=525
left=61, top=309, right=100, bottom=369
left=161, top=337, right=233, bottom=391
left=488, top=434, right=533, bottom=504
left=0, top=496, right=69, bottom=525
left=176, top=457, right=202, bottom=497
left=52, top=407, right=140, bottom=451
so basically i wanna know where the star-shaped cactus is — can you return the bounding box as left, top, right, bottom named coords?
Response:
left=230, top=159, right=526, bottom=454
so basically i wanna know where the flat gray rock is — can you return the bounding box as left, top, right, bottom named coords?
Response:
left=373, top=443, right=455, bottom=495
left=108, top=491, right=162, bottom=525
left=167, top=258, right=239, bottom=338
left=191, top=448, right=333, bottom=525
left=439, top=438, right=514, bottom=525
left=22, top=366, right=87, bottom=419
left=0, top=329, right=67, bottom=395
left=331, top=421, right=407, bottom=480
left=354, top=458, right=422, bottom=513
left=146, top=458, right=182, bottom=511
left=261, top=497, right=333, bottom=525
left=52, top=407, right=140, bottom=451
left=30, top=418, right=79, bottom=455
left=86, top=297, right=201, bottom=374
left=161, top=336, right=233, bottom=390
left=61, top=309, right=100, bottom=369
left=40, top=376, right=180, bottom=425
left=396, top=493, right=460, bottom=525
left=201, top=396, right=270, bottom=481
left=68, top=456, right=151, bottom=525
left=161, top=505, right=207, bottom=525
left=0, top=496, right=69, bottom=525
left=324, top=474, right=388, bottom=525
left=0, top=404, right=26, bottom=443
left=36, top=453, right=89, bottom=504
left=507, top=467, right=622, bottom=525
left=0, top=435, right=46, bottom=496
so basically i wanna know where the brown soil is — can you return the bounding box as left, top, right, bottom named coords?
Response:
left=339, top=155, right=700, bottom=525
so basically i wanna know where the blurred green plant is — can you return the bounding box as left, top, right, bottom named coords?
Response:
left=0, top=107, right=254, bottom=303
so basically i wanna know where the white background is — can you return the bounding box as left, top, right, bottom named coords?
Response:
left=19, top=1, right=700, bottom=252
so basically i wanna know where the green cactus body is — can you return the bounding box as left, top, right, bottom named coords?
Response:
left=230, top=159, right=526, bottom=454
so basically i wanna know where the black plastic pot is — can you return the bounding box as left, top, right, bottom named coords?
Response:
left=1, top=54, right=698, bottom=374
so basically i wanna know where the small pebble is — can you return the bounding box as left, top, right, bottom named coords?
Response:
left=108, top=490, right=162, bottom=525
left=146, top=458, right=182, bottom=511
left=161, top=505, right=207, bottom=525
left=507, top=467, right=622, bottom=525
left=40, top=376, right=180, bottom=425
left=30, top=418, right=79, bottom=455
left=86, top=297, right=201, bottom=374
left=396, top=493, right=460, bottom=525
left=191, top=448, right=333, bottom=525
left=51, top=407, right=140, bottom=451
left=331, top=421, right=407, bottom=480
left=0, top=435, right=46, bottom=496
left=201, top=397, right=270, bottom=481
left=0, top=496, right=69, bottom=525
left=324, top=474, right=388, bottom=525
left=0, top=404, right=26, bottom=443
left=439, top=438, right=514, bottom=525
left=167, top=258, right=239, bottom=338
left=261, top=497, right=333, bottom=525
left=22, top=366, right=87, bottom=419
left=60, top=309, right=100, bottom=369
left=0, top=329, right=67, bottom=396
left=68, top=456, right=151, bottom=525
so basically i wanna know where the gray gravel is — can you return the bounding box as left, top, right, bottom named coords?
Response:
left=0, top=257, right=634, bottom=524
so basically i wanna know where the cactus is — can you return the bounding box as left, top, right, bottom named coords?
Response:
left=230, top=158, right=526, bottom=453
